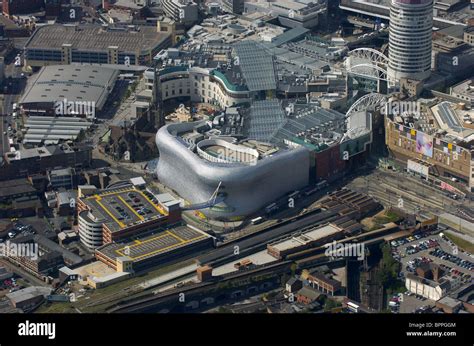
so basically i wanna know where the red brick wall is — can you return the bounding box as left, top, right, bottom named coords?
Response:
left=314, top=145, right=346, bottom=181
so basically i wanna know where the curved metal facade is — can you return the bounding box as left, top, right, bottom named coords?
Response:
left=156, top=122, right=310, bottom=219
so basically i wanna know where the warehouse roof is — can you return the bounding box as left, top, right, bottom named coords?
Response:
left=26, top=24, right=171, bottom=54
left=269, top=224, right=343, bottom=252
left=0, top=179, right=36, bottom=199
left=6, top=286, right=53, bottom=305
left=20, top=65, right=118, bottom=111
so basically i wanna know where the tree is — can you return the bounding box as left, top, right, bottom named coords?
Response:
left=290, top=263, right=297, bottom=276
left=377, top=243, right=401, bottom=292
left=323, top=298, right=340, bottom=312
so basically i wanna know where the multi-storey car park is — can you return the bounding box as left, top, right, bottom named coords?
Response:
left=77, top=185, right=182, bottom=250
left=95, top=225, right=213, bottom=272
left=24, top=24, right=172, bottom=68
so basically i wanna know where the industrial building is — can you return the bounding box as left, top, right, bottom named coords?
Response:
left=24, top=24, right=172, bottom=68
left=6, top=286, right=53, bottom=311
left=77, top=184, right=182, bottom=250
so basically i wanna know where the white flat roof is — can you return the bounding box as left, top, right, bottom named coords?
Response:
left=271, top=223, right=342, bottom=252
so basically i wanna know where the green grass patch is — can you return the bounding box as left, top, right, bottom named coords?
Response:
left=374, top=210, right=401, bottom=224
left=444, top=233, right=474, bottom=254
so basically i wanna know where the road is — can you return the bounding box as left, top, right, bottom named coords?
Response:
left=1, top=54, right=25, bottom=156
left=0, top=259, right=48, bottom=288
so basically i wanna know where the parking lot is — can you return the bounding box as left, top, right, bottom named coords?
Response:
left=388, top=228, right=474, bottom=313
left=84, top=188, right=165, bottom=229
left=0, top=221, right=35, bottom=241
left=97, top=226, right=211, bottom=263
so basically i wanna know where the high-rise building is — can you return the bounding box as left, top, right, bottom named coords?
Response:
left=161, top=0, right=199, bottom=27
left=222, top=0, right=244, bottom=15
left=387, top=0, right=434, bottom=83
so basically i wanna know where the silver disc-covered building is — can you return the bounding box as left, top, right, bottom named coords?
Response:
left=155, top=122, right=310, bottom=220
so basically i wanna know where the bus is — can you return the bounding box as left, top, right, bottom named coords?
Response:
left=288, top=190, right=300, bottom=200
left=347, top=301, right=359, bottom=313
left=265, top=203, right=278, bottom=214
left=304, top=187, right=318, bottom=196
left=316, top=180, right=328, bottom=189
left=250, top=216, right=264, bottom=225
